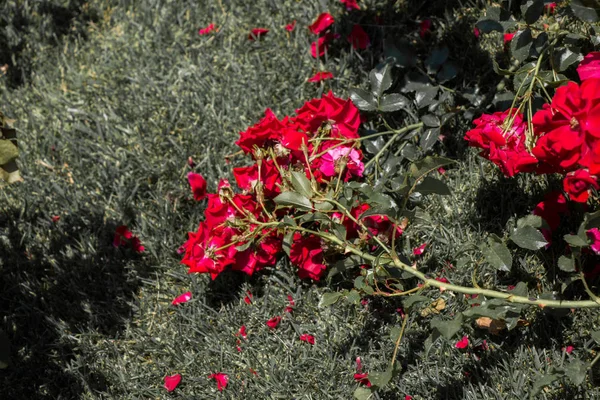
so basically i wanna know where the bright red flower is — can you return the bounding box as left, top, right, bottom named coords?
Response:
left=238, top=325, right=247, bottom=339
left=310, top=33, right=335, bottom=58
left=188, top=172, right=207, bottom=201
left=587, top=228, right=600, bottom=254
left=455, top=335, right=469, bottom=349
left=180, top=222, right=237, bottom=279
left=318, top=145, right=364, bottom=181
left=299, top=333, right=315, bottom=344
left=419, top=19, right=432, bottom=39
left=236, top=108, right=285, bottom=154
left=347, top=24, right=370, bottom=49
left=199, top=23, right=216, bottom=36
left=532, top=79, right=600, bottom=174
left=464, top=109, right=538, bottom=177
left=164, top=374, right=182, bottom=392
left=577, top=52, right=600, bottom=81
left=354, top=373, right=371, bottom=387
left=503, top=32, right=515, bottom=45
left=113, top=225, right=145, bottom=253
left=294, top=91, right=361, bottom=139
left=544, top=2, right=557, bottom=13
left=280, top=127, right=308, bottom=151
left=473, top=26, right=480, bottom=38
left=171, top=291, right=192, bottom=305
left=563, top=169, right=598, bottom=202
left=290, top=233, right=327, bottom=280
left=285, top=20, right=296, bottom=32
left=244, top=291, right=253, bottom=304
left=233, top=159, right=282, bottom=198
left=413, top=243, right=427, bottom=256
left=208, top=373, right=229, bottom=391
left=341, top=0, right=360, bottom=10
left=248, top=28, right=269, bottom=40
left=266, top=316, right=282, bottom=329
left=563, top=345, right=574, bottom=354
left=308, top=71, right=334, bottom=83
left=309, top=13, right=334, bottom=35
left=533, top=191, right=568, bottom=231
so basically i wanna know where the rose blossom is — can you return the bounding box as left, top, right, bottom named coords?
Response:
left=577, top=52, right=600, bottom=81
left=563, top=169, right=598, bottom=203
left=587, top=228, right=600, bottom=254
left=319, top=146, right=364, bottom=180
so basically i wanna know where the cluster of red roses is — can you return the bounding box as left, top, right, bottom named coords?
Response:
left=181, top=91, right=402, bottom=281
left=465, top=52, right=600, bottom=205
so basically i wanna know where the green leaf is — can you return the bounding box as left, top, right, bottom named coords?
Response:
left=437, top=62, right=458, bottom=83
left=370, top=62, right=393, bottom=98
left=390, top=326, right=402, bottom=342
left=510, top=225, right=548, bottom=250
left=319, top=292, right=344, bottom=308
left=564, top=233, right=588, bottom=247
left=421, top=114, right=440, bottom=127
left=425, top=47, right=449, bottom=74
left=379, top=93, right=410, bottom=112
left=591, top=330, right=600, bottom=344
left=349, top=88, right=377, bottom=111
left=415, top=86, right=438, bottom=109
left=384, top=39, right=416, bottom=68
left=419, top=128, right=439, bottom=152
left=369, top=365, right=393, bottom=388
left=481, top=234, right=512, bottom=272
left=492, top=59, right=514, bottom=76
left=402, top=295, right=429, bottom=309
left=353, top=386, right=373, bottom=400
left=571, top=0, right=599, bottom=22
left=553, top=47, right=583, bottom=72
left=516, top=214, right=543, bottom=229
left=510, top=29, right=534, bottom=63
left=410, top=156, right=454, bottom=181
left=290, top=171, right=313, bottom=199
left=235, top=241, right=253, bottom=252
left=414, top=176, right=451, bottom=196
left=520, top=0, right=544, bottom=25
left=510, top=282, right=528, bottom=297
left=531, top=373, right=560, bottom=397
left=282, top=231, right=294, bottom=257
left=0, top=139, right=18, bottom=166
left=345, top=290, right=362, bottom=305
left=564, top=359, right=587, bottom=386
left=430, top=313, right=463, bottom=339
left=274, top=191, right=312, bottom=211
left=558, top=255, right=576, bottom=272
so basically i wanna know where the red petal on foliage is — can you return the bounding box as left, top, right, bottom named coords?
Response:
left=51, top=215, right=60, bottom=223
left=405, top=396, right=413, bottom=400
left=299, top=334, right=315, bottom=344
left=473, top=27, right=480, bottom=38
left=284, top=306, right=294, bottom=313
left=198, top=23, right=216, bottom=36
left=164, top=374, right=182, bottom=392
left=239, top=325, right=247, bottom=339
left=130, top=236, right=145, bottom=253
left=354, top=373, right=371, bottom=387
left=308, top=71, right=334, bottom=83
left=171, top=291, right=192, bottom=305
left=347, top=24, right=370, bottom=49
left=310, top=33, right=334, bottom=58
left=266, top=316, right=282, bottom=329
left=341, top=0, right=360, bottom=10
left=287, top=294, right=295, bottom=306
left=188, top=172, right=207, bottom=201
left=503, top=32, right=515, bottom=45
left=113, top=225, right=133, bottom=247
left=309, top=13, right=334, bottom=35
left=208, top=373, right=229, bottom=391
left=244, top=291, right=253, bottom=304
left=563, top=345, right=574, bottom=354
left=248, top=28, right=269, bottom=40
left=455, top=335, right=469, bottom=349
left=419, top=19, right=432, bottom=38
left=413, top=243, right=427, bottom=256
left=285, top=20, right=296, bottom=32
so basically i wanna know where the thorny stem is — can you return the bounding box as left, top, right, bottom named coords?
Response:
left=391, top=312, right=409, bottom=370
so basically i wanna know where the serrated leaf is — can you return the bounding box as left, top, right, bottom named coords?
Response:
left=410, top=156, right=454, bottom=181
left=282, top=231, right=294, bottom=257
left=368, top=365, right=393, bottom=388
left=564, top=233, right=588, bottom=247
left=517, top=214, right=543, bottom=229
left=510, top=225, right=548, bottom=250
left=425, top=47, right=449, bottom=74
left=402, top=295, right=430, bottom=309
left=319, top=292, right=344, bottom=307
left=274, top=191, right=313, bottom=211
left=571, top=0, right=599, bottom=22
left=353, top=386, right=373, bottom=400
left=510, top=29, right=534, bottom=63
left=415, top=86, right=438, bottom=109
left=349, top=88, right=377, bottom=111
left=379, top=93, right=410, bottom=112
left=520, top=0, right=544, bottom=25
left=437, top=61, right=458, bottom=83
left=553, top=47, right=583, bottom=72
left=370, top=63, right=393, bottom=98
left=509, top=282, right=528, bottom=297
left=531, top=373, right=560, bottom=396
left=414, top=176, right=451, bottom=196
left=481, top=235, right=512, bottom=271
left=290, top=171, right=313, bottom=199
left=564, top=359, right=587, bottom=386
left=430, top=313, right=463, bottom=339
left=421, top=114, right=440, bottom=127
left=558, top=255, right=576, bottom=272
left=419, top=128, right=439, bottom=152
left=345, top=290, right=361, bottom=305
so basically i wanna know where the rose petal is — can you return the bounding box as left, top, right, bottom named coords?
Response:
left=171, top=291, right=192, bottom=305
left=164, top=374, right=182, bottom=392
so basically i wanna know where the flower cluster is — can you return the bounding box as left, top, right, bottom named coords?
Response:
left=465, top=52, right=600, bottom=204
left=181, top=92, right=403, bottom=281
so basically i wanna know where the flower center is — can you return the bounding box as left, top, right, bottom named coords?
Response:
left=570, top=117, right=580, bottom=130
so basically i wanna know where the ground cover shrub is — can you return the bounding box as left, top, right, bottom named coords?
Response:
left=1, top=0, right=600, bottom=399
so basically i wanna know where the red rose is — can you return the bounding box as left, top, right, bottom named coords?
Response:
left=180, top=223, right=237, bottom=279
left=347, top=24, right=370, bottom=50
left=188, top=172, right=207, bottom=201
left=294, top=91, right=361, bottom=139
left=309, top=13, right=334, bottom=35
left=578, top=52, right=600, bottom=81
left=236, top=108, right=285, bottom=154
left=266, top=316, right=282, bottom=329
left=563, top=169, right=598, bottom=203
left=290, top=233, right=327, bottom=280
